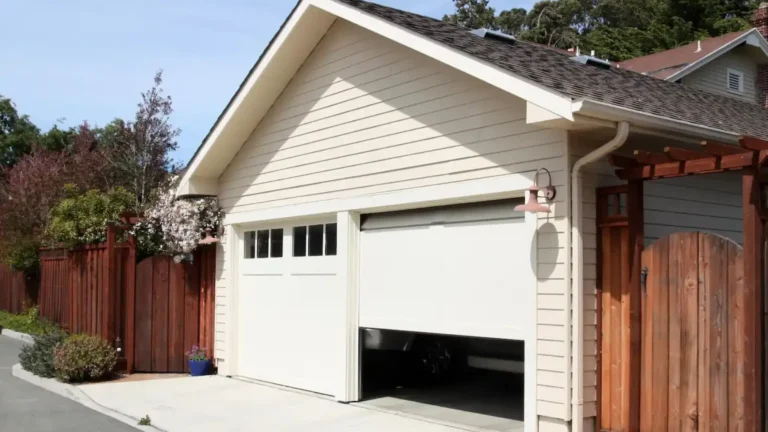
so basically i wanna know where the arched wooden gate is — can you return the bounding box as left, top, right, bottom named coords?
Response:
left=640, top=232, right=745, bottom=431
left=598, top=135, right=767, bottom=432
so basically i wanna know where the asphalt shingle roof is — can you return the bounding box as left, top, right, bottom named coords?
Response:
left=338, top=0, right=768, bottom=140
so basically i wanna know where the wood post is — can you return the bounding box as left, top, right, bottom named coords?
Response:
left=626, top=180, right=643, bottom=432
left=125, top=233, right=136, bottom=374
left=742, top=168, right=764, bottom=431
left=104, top=224, right=116, bottom=342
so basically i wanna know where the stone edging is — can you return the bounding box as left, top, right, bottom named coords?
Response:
left=0, top=328, right=34, bottom=343
left=11, top=364, right=160, bottom=431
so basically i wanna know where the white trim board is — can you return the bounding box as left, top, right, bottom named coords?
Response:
left=223, top=174, right=531, bottom=226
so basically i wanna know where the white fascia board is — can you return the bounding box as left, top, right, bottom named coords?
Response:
left=176, top=177, right=217, bottom=197
left=572, top=99, right=740, bottom=144
left=176, top=1, right=334, bottom=197
left=311, top=0, right=575, bottom=120
left=667, top=29, right=768, bottom=81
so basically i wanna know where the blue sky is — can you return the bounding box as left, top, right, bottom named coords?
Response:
left=1, top=0, right=533, bottom=165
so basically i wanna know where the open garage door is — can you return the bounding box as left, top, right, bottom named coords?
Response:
left=359, top=199, right=534, bottom=340
left=236, top=220, right=342, bottom=396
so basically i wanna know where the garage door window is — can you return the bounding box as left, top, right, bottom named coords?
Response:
left=293, top=223, right=337, bottom=257
left=244, top=229, right=283, bottom=259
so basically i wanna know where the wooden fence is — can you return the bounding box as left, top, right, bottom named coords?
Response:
left=0, top=265, right=37, bottom=315
left=3, top=226, right=218, bottom=374
left=133, top=246, right=216, bottom=373
left=39, top=249, right=70, bottom=327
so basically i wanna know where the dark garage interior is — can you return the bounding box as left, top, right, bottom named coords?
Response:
left=359, top=329, right=525, bottom=431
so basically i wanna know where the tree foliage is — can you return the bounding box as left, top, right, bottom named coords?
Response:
left=98, top=71, right=180, bottom=210
left=0, top=136, right=109, bottom=270
left=442, top=0, right=762, bottom=61
left=45, top=186, right=135, bottom=249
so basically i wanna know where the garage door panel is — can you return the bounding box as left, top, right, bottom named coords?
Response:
left=360, top=200, right=532, bottom=340
left=237, top=221, right=340, bottom=397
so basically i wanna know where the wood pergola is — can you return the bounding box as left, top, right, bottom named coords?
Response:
left=597, top=136, right=768, bottom=431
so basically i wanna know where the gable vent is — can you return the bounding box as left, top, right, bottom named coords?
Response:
left=727, top=68, right=744, bottom=93
left=469, top=28, right=516, bottom=44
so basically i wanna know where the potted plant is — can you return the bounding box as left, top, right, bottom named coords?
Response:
left=186, top=345, right=210, bottom=376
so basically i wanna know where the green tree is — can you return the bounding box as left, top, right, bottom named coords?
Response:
left=0, top=96, right=40, bottom=168
left=442, top=0, right=498, bottom=29
left=441, top=0, right=765, bottom=60
left=97, top=71, right=180, bottom=210
left=45, top=185, right=135, bottom=248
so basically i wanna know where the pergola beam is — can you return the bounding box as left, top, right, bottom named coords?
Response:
left=664, top=146, right=709, bottom=161
left=616, top=151, right=754, bottom=180
left=633, top=150, right=669, bottom=165
left=700, top=141, right=749, bottom=156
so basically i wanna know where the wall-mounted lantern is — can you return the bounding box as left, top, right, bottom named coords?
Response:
left=199, top=228, right=220, bottom=245
left=514, top=168, right=557, bottom=213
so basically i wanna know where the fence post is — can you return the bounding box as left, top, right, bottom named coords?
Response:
left=104, top=224, right=116, bottom=343
left=125, top=233, right=136, bottom=374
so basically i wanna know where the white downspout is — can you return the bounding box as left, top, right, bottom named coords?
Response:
left=570, top=121, right=630, bottom=432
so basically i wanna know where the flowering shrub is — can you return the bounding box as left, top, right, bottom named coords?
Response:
left=132, top=178, right=222, bottom=262
left=186, top=345, right=208, bottom=362
left=53, top=334, right=117, bottom=382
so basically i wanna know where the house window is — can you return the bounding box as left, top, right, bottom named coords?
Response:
left=244, top=229, right=283, bottom=259
left=292, top=223, right=337, bottom=257
left=727, top=68, right=744, bottom=94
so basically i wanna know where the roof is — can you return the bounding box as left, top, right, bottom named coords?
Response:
left=178, top=0, right=768, bottom=196
left=616, top=30, right=751, bottom=79
left=337, top=0, right=768, bottom=140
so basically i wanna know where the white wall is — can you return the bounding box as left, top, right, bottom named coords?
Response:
left=683, top=46, right=759, bottom=105
left=213, top=18, right=570, bottom=428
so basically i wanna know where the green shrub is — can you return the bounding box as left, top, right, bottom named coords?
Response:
left=0, top=309, right=59, bottom=335
left=4, top=238, right=41, bottom=271
left=54, top=334, right=117, bottom=382
left=19, top=328, right=68, bottom=378
left=45, top=185, right=135, bottom=248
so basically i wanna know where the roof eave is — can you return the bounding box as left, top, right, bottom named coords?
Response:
left=572, top=99, right=740, bottom=144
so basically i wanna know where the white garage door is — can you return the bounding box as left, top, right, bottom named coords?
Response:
left=237, top=220, right=341, bottom=396
left=360, top=199, right=533, bottom=340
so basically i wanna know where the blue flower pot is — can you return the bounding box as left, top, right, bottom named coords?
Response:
left=189, top=359, right=210, bottom=376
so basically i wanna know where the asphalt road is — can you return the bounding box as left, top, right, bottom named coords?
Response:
left=0, top=335, right=138, bottom=432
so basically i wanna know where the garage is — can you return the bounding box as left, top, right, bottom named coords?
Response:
left=236, top=219, right=342, bottom=396
left=358, top=199, right=533, bottom=430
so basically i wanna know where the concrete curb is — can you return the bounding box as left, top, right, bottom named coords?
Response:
left=11, top=364, right=161, bottom=431
left=0, top=328, right=34, bottom=343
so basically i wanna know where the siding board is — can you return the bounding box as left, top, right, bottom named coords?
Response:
left=215, top=19, right=569, bottom=421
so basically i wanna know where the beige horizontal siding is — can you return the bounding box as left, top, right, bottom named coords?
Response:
left=217, top=18, right=570, bottom=420
left=683, top=46, right=758, bottom=105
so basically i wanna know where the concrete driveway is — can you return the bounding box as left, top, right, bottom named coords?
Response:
left=0, top=335, right=137, bottom=432
left=80, top=374, right=483, bottom=432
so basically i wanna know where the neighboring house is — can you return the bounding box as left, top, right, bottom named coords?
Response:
left=618, top=4, right=768, bottom=108
left=176, top=1, right=768, bottom=431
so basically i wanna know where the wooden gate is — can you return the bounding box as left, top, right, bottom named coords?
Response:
left=640, top=232, right=749, bottom=431
left=133, top=246, right=216, bottom=373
